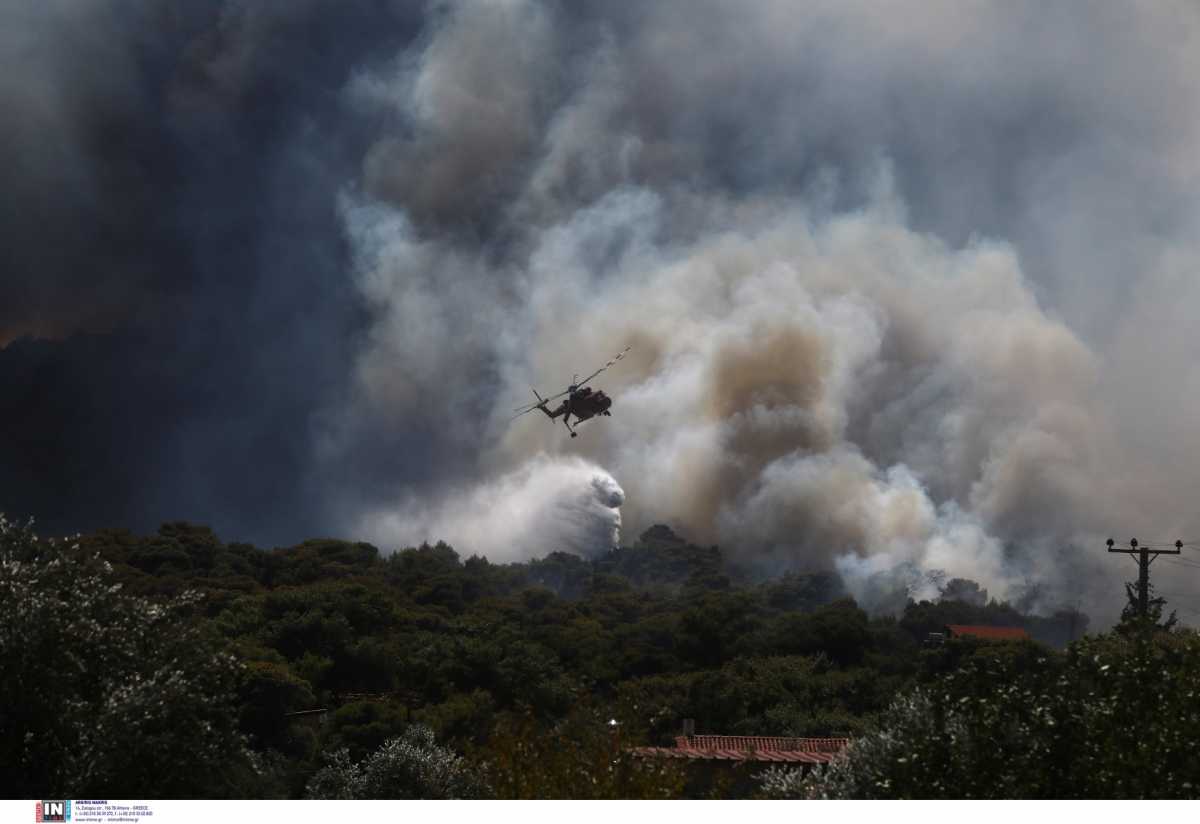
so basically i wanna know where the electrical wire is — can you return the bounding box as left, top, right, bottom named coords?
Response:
left=1159, top=557, right=1200, bottom=570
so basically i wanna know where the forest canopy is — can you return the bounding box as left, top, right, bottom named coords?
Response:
left=7, top=514, right=1194, bottom=799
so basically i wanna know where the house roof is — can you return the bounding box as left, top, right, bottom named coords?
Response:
left=946, top=624, right=1030, bottom=641
left=628, top=735, right=849, bottom=763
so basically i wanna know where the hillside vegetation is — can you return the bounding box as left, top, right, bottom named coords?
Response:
left=6, top=516, right=1196, bottom=798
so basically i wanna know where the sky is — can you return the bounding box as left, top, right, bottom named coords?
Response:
left=4, top=0, right=1200, bottom=623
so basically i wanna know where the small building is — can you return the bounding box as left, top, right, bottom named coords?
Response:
left=628, top=734, right=849, bottom=766
left=945, top=624, right=1030, bottom=642
left=627, top=725, right=849, bottom=797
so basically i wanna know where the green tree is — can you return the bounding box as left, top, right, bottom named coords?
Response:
left=323, top=701, right=411, bottom=760
left=0, top=516, right=258, bottom=796
left=763, top=598, right=872, bottom=665
left=238, top=660, right=317, bottom=754
left=305, top=724, right=490, bottom=799
left=1115, top=582, right=1177, bottom=637
left=768, top=632, right=1200, bottom=799
left=480, top=707, right=685, bottom=799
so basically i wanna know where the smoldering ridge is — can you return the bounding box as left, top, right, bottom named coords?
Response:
left=5, top=1, right=1200, bottom=626
left=336, top=1, right=1200, bottom=625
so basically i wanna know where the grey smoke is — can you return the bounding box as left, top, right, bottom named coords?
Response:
left=335, top=1, right=1200, bottom=623
left=4, top=1, right=1200, bottom=624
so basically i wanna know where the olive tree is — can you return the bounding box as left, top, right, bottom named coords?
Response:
left=305, top=724, right=490, bottom=799
left=0, top=516, right=258, bottom=796
left=764, top=633, right=1200, bottom=799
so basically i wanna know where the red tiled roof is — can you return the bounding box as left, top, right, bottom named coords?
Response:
left=946, top=624, right=1030, bottom=641
left=628, top=735, right=849, bottom=763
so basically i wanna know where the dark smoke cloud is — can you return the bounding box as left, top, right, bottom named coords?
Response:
left=0, top=0, right=424, bottom=541
left=4, top=1, right=1200, bottom=624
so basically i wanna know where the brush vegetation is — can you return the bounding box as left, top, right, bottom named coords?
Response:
left=4, top=516, right=1194, bottom=799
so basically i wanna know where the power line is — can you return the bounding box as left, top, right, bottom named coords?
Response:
left=1159, top=557, right=1200, bottom=570
left=1154, top=590, right=1200, bottom=603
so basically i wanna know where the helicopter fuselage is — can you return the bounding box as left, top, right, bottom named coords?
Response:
left=541, top=387, right=612, bottom=423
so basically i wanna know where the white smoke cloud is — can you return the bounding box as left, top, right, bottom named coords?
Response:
left=346, top=172, right=1098, bottom=611
left=328, top=0, right=1200, bottom=623
left=361, top=455, right=623, bottom=563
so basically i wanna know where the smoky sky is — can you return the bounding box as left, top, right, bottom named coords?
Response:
left=1, top=0, right=427, bottom=541
left=4, top=1, right=1200, bottom=622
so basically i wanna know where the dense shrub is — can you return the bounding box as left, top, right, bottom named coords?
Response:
left=305, top=724, right=490, bottom=799
left=0, top=516, right=258, bottom=797
left=764, top=633, right=1200, bottom=799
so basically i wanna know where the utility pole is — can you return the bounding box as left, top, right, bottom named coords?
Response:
left=1105, top=538, right=1181, bottom=616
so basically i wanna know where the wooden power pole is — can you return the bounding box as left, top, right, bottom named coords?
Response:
left=1106, top=538, right=1181, bottom=616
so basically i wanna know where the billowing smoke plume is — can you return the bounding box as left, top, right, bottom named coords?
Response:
left=5, top=1, right=1200, bottom=624
left=361, top=455, right=623, bottom=563
left=331, top=0, right=1200, bottom=621
left=341, top=169, right=1104, bottom=611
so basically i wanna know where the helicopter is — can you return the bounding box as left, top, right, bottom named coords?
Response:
left=511, top=345, right=631, bottom=438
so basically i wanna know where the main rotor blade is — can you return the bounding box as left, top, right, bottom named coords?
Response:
left=513, top=388, right=544, bottom=412
left=573, top=345, right=632, bottom=389
left=512, top=388, right=569, bottom=418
